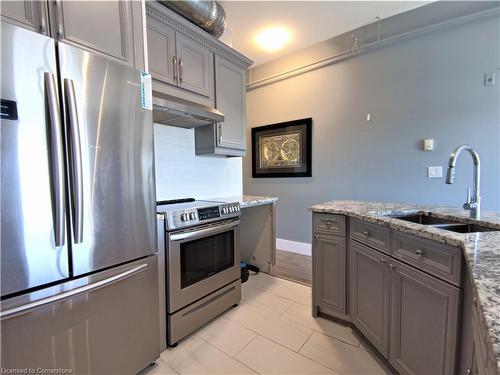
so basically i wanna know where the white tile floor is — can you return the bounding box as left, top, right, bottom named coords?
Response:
left=141, top=273, right=392, bottom=375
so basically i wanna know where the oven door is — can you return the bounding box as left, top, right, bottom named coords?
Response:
left=167, top=219, right=240, bottom=312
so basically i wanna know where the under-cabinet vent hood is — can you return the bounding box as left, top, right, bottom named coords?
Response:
left=153, top=91, right=224, bottom=128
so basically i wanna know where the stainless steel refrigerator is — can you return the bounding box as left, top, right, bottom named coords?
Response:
left=1, top=22, right=159, bottom=374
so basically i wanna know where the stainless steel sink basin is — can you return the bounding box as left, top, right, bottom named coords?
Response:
left=435, top=224, right=498, bottom=233
left=389, top=214, right=498, bottom=234
left=389, top=214, right=458, bottom=226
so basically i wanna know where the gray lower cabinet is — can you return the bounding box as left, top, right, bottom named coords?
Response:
left=0, top=0, right=49, bottom=34
left=350, top=240, right=391, bottom=356
left=313, top=216, right=472, bottom=374
left=313, top=234, right=346, bottom=317
left=388, top=258, right=460, bottom=375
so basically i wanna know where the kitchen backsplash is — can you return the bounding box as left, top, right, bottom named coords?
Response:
left=154, top=124, right=243, bottom=200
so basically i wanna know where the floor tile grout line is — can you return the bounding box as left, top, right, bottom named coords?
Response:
left=278, top=311, right=361, bottom=348
left=187, top=334, right=262, bottom=374
left=296, top=329, right=315, bottom=353
left=232, top=333, right=259, bottom=358
left=237, top=332, right=341, bottom=375
left=244, top=284, right=311, bottom=306
left=278, top=300, right=295, bottom=317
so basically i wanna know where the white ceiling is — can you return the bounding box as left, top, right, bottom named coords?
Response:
left=219, top=1, right=431, bottom=66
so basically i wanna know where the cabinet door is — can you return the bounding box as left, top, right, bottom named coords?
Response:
left=313, top=234, right=346, bottom=316
left=147, top=21, right=176, bottom=86
left=52, top=1, right=135, bottom=66
left=215, top=55, right=247, bottom=150
left=0, top=0, right=48, bottom=34
left=176, top=33, right=213, bottom=97
left=350, top=240, right=390, bottom=356
left=389, top=259, right=460, bottom=375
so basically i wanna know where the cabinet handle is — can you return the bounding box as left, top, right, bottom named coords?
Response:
left=388, top=263, right=395, bottom=269
left=415, top=249, right=424, bottom=257
left=325, top=220, right=332, bottom=227
left=363, top=231, right=369, bottom=237
left=465, top=368, right=472, bottom=375
left=379, top=258, right=386, bottom=263
left=173, top=56, right=178, bottom=83
left=314, top=235, right=319, bottom=239
left=178, top=58, right=183, bottom=82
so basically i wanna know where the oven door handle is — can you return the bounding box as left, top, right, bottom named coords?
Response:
left=169, top=220, right=240, bottom=242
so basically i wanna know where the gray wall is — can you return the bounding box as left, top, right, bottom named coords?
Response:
left=244, top=11, right=500, bottom=244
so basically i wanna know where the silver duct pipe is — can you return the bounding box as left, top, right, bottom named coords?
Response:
left=159, top=0, right=227, bottom=39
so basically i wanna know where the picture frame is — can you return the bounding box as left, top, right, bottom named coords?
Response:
left=251, top=118, right=312, bottom=178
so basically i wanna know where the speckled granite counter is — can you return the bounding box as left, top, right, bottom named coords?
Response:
left=310, top=200, right=500, bottom=373
left=214, top=195, right=278, bottom=209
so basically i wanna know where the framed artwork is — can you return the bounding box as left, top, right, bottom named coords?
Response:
left=251, top=118, right=312, bottom=178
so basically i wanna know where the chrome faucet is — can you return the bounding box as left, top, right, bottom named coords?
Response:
left=445, top=144, right=481, bottom=219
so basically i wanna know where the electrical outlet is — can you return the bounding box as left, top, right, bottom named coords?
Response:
left=428, top=166, right=443, bottom=178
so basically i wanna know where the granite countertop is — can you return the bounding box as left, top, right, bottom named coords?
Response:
left=214, top=195, right=278, bottom=208
left=310, top=200, right=500, bottom=373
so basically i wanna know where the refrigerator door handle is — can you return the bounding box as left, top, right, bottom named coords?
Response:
left=0, top=263, right=148, bottom=320
left=64, top=79, right=84, bottom=244
left=44, top=72, right=65, bottom=247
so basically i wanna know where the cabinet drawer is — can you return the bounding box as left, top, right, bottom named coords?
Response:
left=350, top=218, right=390, bottom=254
left=391, top=231, right=462, bottom=286
left=314, top=214, right=346, bottom=235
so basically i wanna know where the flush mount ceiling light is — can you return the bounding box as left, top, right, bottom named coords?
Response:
left=255, top=27, right=292, bottom=52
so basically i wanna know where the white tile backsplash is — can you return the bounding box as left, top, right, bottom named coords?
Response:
left=154, top=124, right=243, bottom=200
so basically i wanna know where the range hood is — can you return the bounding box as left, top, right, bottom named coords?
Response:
left=152, top=91, right=224, bottom=128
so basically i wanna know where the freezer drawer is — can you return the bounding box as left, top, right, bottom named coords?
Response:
left=1, top=256, right=160, bottom=375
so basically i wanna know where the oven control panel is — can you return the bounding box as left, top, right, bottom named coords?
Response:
left=163, top=202, right=241, bottom=230
left=198, top=206, right=220, bottom=221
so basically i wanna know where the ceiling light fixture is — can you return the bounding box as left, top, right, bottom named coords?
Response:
left=255, top=27, right=292, bottom=52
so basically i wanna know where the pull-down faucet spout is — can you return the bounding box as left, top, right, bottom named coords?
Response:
left=445, top=144, right=481, bottom=219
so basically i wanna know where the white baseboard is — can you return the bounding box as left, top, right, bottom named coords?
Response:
left=276, top=238, right=312, bottom=256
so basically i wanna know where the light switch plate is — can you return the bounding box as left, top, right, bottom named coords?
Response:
left=423, top=139, right=434, bottom=151
left=428, top=166, right=443, bottom=178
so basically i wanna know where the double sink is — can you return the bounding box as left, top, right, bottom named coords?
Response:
left=389, top=213, right=498, bottom=234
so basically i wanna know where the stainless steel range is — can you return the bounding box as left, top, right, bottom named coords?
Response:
left=157, top=198, right=241, bottom=347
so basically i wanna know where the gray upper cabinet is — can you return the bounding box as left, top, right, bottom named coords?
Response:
left=147, top=21, right=213, bottom=98
left=388, top=258, right=459, bottom=375
left=214, top=55, right=247, bottom=151
left=147, top=21, right=176, bottom=85
left=176, top=33, right=213, bottom=98
left=2, top=1, right=146, bottom=70
left=0, top=0, right=49, bottom=34
left=56, top=1, right=130, bottom=59
left=350, top=240, right=390, bottom=357
left=313, top=233, right=346, bottom=317
left=50, top=1, right=137, bottom=67
left=146, top=1, right=253, bottom=157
